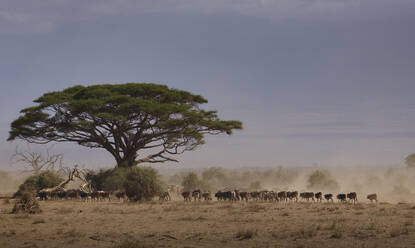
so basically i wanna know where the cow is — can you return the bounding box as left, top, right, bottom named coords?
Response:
left=250, top=191, right=261, bottom=201
left=192, top=189, right=202, bottom=201
left=277, top=191, right=287, bottom=202
left=182, top=191, right=191, bottom=202
left=300, top=192, right=315, bottom=202
left=202, top=192, right=212, bottom=201
left=324, top=194, right=333, bottom=203
left=287, top=191, right=298, bottom=202
left=79, top=190, right=90, bottom=202
left=315, top=192, right=323, bottom=202
left=215, top=191, right=224, bottom=201
left=66, top=189, right=79, bottom=200
left=347, top=192, right=357, bottom=204
left=239, top=192, right=249, bottom=202
left=115, top=191, right=126, bottom=202
left=159, top=191, right=171, bottom=201
left=367, top=193, right=377, bottom=203
left=37, top=190, right=50, bottom=201
left=337, top=194, right=346, bottom=203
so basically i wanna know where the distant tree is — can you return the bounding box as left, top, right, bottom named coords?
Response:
left=307, top=169, right=340, bottom=192
left=182, top=172, right=200, bottom=191
left=405, top=153, right=415, bottom=169
left=10, top=145, right=63, bottom=174
left=8, top=83, right=242, bottom=168
left=249, top=180, right=262, bottom=191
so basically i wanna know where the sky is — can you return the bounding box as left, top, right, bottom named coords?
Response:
left=1, top=0, right=415, bottom=170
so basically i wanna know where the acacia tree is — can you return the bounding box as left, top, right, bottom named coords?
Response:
left=8, top=83, right=242, bottom=167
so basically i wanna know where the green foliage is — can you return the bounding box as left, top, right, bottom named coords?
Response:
left=15, top=171, right=63, bottom=196
left=405, top=153, right=415, bottom=169
left=87, top=168, right=130, bottom=191
left=307, top=170, right=340, bottom=191
left=8, top=83, right=243, bottom=168
left=123, top=167, right=164, bottom=201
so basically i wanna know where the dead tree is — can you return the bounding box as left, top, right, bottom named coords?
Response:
left=10, top=145, right=63, bottom=174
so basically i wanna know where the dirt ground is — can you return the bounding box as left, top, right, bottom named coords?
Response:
left=1, top=198, right=415, bottom=248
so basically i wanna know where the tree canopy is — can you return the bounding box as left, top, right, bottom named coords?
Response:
left=8, top=83, right=242, bottom=167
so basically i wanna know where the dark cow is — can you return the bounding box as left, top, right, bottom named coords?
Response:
left=182, top=191, right=191, bottom=202
left=37, top=190, right=50, bottom=201
left=324, top=194, right=333, bottom=202
left=202, top=192, right=212, bottom=201
left=367, top=193, right=377, bottom=203
left=287, top=191, right=298, bottom=202
left=66, top=190, right=79, bottom=200
left=347, top=192, right=357, bottom=204
left=215, top=191, right=224, bottom=201
left=277, top=191, right=287, bottom=202
left=115, top=191, right=126, bottom=201
left=337, top=194, right=346, bottom=203
left=315, top=192, right=323, bottom=202
left=300, top=192, right=315, bottom=202
left=79, top=191, right=89, bottom=201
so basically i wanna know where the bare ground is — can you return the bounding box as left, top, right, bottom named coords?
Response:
left=1, top=199, right=415, bottom=248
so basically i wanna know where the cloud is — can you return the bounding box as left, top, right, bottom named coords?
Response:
left=1, top=0, right=413, bottom=34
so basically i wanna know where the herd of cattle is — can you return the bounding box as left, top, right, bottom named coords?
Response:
left=36, top=189, right=126, bottom=202
left=181, top=190, right=379, bottom=204
left=35, top=188, right=378, bottom=204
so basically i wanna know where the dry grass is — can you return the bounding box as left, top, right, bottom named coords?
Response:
left=1, top=200, right=415, bottom=247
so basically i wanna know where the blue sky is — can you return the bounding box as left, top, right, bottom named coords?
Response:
left=1, top=0, right=415, bottom=169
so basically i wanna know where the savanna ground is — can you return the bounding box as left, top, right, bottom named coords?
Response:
left=1, top=198, right=415, bottom=248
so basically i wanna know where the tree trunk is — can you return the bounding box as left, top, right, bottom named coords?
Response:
left=117, top=153, right=137, bottom=168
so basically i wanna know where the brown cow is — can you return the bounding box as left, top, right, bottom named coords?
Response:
left=239, top=192, right=249, bottom=202
left=347, top=192, right=357, bottom=204
left=367, top=193, right=377, bottom=203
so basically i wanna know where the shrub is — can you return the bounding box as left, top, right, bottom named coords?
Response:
left=12, top=192, right=42, bottom=214
left=124, top=166, right=164, bottom=201
left=14, top=171, right=63, bottom=196
left=87, top=168, right=130, bottom=191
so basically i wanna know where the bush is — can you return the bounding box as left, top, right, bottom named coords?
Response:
left=15, top=171, right=63, bottom=196
left=124, top=166, right=164, bottom=201
left=12, top=191, right=42, bottom=214
left=87, top=168, right=130, bottom=191
left=307, top=170, right=340, bottom=192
